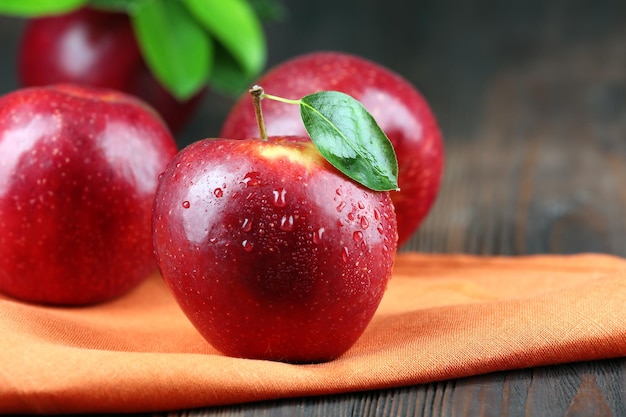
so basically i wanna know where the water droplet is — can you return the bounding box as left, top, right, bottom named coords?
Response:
left=342, top=246, right=350, bottom=262
left=360, top=240, right=367, bottom=251
left=273, top=188, right=287, bottom=207
left=241, top=172, right=261, bottom=187
left=214, top=188, right=223, bottom=198
left=377, top=224, right=385, bottom=234
left=313, top=227, right=325, bottom=244
left=280, top=215, right=294, bottom=231
left=360, top=216, right=369, bottom=230
left=336, top=201, right=346, bottom=212
left=336, top=219, right=343, bottom=228
left=373, top=209, right=381, bottom=221
left=242, top=240, right=254, bottom=252
left=347, top=212, right=355, bottom=221
left=353, top=231, right=363, bottom=242
left=241, top=218, right=252, bottom=232
left=358, top=201, right=365, bottom=209
left=182, top=200, right=190, bottom=209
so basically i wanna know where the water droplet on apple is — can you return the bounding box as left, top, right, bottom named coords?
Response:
left=214, top=188, right=223, bottom=198
left=241, top=218, right=252, bottom=232
left=272, top=188, right=287, bottom=207
left=313, top=227, right=325, bottom=244
left=360, top=216, right=369, bottom=230
left=377, top=224, right=385, bottom=234
left=182, top=200, right=190, bottom=209
left=353, top=230, right=363, bottom=242
left=342, top=246, right=350, bottom=262
left=347, top=212, right=355, bottom=221
left=242, top=240, right=254, bottom=252
left=279, top=215, right=294, bottom=231
left=336, top=201, right=346, bottom=212
left=373, top=209, right=381, bottom=221
left=335, top=188, right=342, bottom=196
left=241, top=171, right=261, bottom=187
left=358, top=201, right=365, bottom=209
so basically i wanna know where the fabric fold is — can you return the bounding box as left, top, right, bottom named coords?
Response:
left=1, top=253, right=625, bottom=414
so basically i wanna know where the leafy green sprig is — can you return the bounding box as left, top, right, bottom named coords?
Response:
left=250, top=86, right=399, bottom=192
left=0, top=0, right=276, bottom=99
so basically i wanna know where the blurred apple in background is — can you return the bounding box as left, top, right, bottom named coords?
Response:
left=17, top=7, right=205, bottom=134
left=0, top=84, right=178, bottom=305
left=221, top=52, right=444, bottom=246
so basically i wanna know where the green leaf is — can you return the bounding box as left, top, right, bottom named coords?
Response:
left=131, top=0, right=212, bottom=101
left=300, top=91, right=399, bottom=192
left=182, top=0, right=265, bottom=78
left=210, top=44, right=256, bottom=97
left=88, top=0, right=137, bottom=13
left=0, top=0, right=86, bottom=16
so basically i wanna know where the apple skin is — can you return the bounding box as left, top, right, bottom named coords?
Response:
left=220, top=52, right=444, bottom=246
left=152, top=137, right=397, bottom=362
left=0, top=84, right=178, bottom=305
left=17, top=7, right=205, bottom=133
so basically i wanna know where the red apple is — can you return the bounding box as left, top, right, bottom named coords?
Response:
left=17, top=7, right=205, bottom=133
left=221, top=52, right=444, bottom=246
left=152, top=137, right=397, bottom=362
left=0, top=84, right=178, bottom=305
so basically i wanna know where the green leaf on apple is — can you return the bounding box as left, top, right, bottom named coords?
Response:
left=131, top=0, right=212, bottom=101
left=300, top=92, right=399, bottom=192
left=255, top=88, right=399, bottom=192
left=0, top=0, right=87, bottom=16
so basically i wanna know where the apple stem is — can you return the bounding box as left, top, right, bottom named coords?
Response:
left=261, top=93, right=302, bottom=106
left=249, top=85, right=268, bottom=141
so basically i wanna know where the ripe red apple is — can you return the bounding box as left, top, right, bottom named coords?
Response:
left=0, top=84, right=178, bottom=305
left=17, top=7, right=205, bottom=133
left=152, top=137, right=397, bottom=362
left=221, top=52, right=444, bottom=246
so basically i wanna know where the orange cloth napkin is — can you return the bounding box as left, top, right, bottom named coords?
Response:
left=1, top=253, right=625, bottom=414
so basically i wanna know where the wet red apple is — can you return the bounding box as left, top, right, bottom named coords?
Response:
left=152, top=137, right=397, bottom=362
left=221, top=52, right=444, bottom=246
left=0, top=84, right=178, bottom=305
left=17, top=7, right=205, bottom=133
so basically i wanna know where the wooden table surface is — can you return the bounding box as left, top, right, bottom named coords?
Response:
left=1, top=0, right=624, bottom=416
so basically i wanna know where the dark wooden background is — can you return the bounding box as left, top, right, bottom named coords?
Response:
left=1, top=0, right=625, bottom=415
